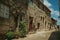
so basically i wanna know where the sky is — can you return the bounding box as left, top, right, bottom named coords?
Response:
left=44, top=0, right=60, bottom=25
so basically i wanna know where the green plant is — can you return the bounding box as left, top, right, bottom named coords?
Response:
left=19, top=21, right=26, bottom=37
left=6, top=31, right=14, bottom=40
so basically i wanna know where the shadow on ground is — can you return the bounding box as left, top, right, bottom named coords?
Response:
left=48, top=31, right=60, bottom=40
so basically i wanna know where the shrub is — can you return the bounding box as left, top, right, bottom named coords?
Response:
left=19, top=21, right=26, bottom=37
left=6, top=31, right=14, bottom=40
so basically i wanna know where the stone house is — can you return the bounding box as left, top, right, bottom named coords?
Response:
left=57, top=25, right=60, bottom=31
left=0, top=0, right=57, bottom=35
left=27, top=0, right=51, bottom=32
left=0, top=0, right=29, bottom=34
left=51, top=18, right=57, bottom=30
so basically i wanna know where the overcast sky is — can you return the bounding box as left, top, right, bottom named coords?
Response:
left=44, top=0, right=60, bottom=25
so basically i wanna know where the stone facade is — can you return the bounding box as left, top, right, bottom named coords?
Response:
left=51, top=18, right=57, bottom=30
left=27, top=0, right=52, bottom=32
left=0, top=0, right=29, bottom=34
left=0, top=0, right=57, bottom=34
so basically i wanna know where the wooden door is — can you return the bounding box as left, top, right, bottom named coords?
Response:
left=29, top=17, right=33, bottom=31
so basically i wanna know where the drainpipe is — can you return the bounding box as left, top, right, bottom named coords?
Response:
left=16, top=14, right=20, bottom=32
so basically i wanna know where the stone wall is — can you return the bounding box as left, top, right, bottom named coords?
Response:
left=0, top=17, right=9, bottom=34
left=27, top=1, right=51, bottom=31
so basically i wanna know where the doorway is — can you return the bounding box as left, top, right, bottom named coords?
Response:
left=37, top=23, right=40, bottom=29
left=29, top=17, right=33, bottom=31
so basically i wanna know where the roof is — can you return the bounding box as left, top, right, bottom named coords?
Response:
left=33, top=0, right=51, bottom=12
left=51, top=18, right=57, bottom=22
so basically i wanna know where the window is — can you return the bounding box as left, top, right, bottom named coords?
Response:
left=41, top=16, right=42, bottom=20
left=45, top=21, right=46, bottom=26
left=29, top=0, right=33, bottom=5
left=29, top=0, right=32, bottom=2
left=0, top=3, right=9, bottom=18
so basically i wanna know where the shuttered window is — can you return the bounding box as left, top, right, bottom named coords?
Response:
left=0, top=3, right=9, bottom=18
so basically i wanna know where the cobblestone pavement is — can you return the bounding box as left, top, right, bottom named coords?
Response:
left=13, top=30, right=56, bottom=40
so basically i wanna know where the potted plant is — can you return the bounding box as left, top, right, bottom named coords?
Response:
left=6, top=31, right=14, bottom=40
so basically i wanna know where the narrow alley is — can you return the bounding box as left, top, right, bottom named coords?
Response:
left=13, top=30, right=60, bottom=40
